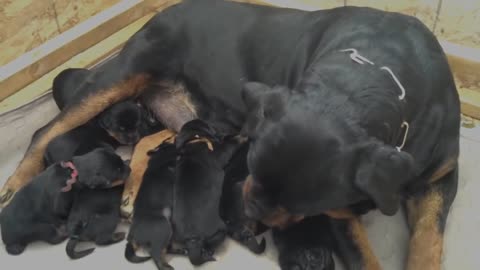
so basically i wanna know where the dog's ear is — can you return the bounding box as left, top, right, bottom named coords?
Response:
left=354, top=142, right=415, bottom=216
left=241, top=82, right=288, bottom=136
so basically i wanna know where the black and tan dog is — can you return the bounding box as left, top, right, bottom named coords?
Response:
left=273, top=215, right=335, bottom=270
left=65, top=186, right=125, bottom=259
left=0, top=148, right=129, bottom=255
left=2, top=1, right=460, bottom=269
left=125, top=142, right=177, bottom=270
left=220, top=144, right=267, bottom=254
left=173, top=120, right=243, bottom=266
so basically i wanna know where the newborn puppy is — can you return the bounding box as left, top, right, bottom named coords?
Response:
left=52, top=68, right=163, bottom=145
left=0, top=148, right=129, bottom=255
left=44, top=125, right=118, bottom=167
left=66, top=186, right=125, bottom=259
left=125, top=142, right=177, bottom=270
left=173, top=120, right=243, bottom=266
left=220, top=144, right=267, bottom=254
left=273, top=215, right=335, bottom=270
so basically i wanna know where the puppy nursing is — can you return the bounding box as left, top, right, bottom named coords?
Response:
left=172, top=120, right=242, bottom=265
left=0, top=149, right=129, bottom=255
left=125, top=142, right=177, bottom=270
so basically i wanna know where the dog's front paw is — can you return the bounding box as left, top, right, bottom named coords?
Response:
left=121, top=196, right=134, bottom=220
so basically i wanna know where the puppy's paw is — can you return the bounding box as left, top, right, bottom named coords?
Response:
left=0, top=188, right=15, bottom=208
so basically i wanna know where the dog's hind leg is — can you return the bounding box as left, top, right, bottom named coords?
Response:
left=329, top=217, right=381, bottom=270
left=121, top=130, right=175, bottom=218
left=405, top=167, right=458, bottom=270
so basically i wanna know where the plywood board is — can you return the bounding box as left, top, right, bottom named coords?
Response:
left=435, top=0, right=480, bottom=49
left=0, top=0, right=119, bottom=66
left=0, top=0, right=180, bottom=102
left=0, top=13, right=158, bottom=115
left=259, top=0, right=344, bottom=10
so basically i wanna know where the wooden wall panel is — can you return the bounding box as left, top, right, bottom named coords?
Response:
left=346, top=0, right=440, bottom=30
left=257, top=0, right=344, bottom=10
left=0, top=0, right=119, bottom=66
left=435, top=0, right=480, bottom=49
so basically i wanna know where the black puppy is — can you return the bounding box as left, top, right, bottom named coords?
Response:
left=52, top=68, right=163, bottom=145
left=173, top=120, right=243, bottom=266
left=273, top=215, right=335, bottom=270
left=125, top=142, right=178, bottom=270
left=66, top=186, right=125, bottom=259
left=220, top=144, right=267, bottom=254
left=0, top=148, right=129, bottom=255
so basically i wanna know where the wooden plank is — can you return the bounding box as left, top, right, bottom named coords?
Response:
left=0, top=0, right=120, bottom=66
left=458, top=88, right=480, bottom=120
left=0, top=0, right=180, bottom=102
left=257, top=0, right=344, bottom=10
left=0, top=13, right=159, bottom=115
left=346, top=0, right=440, bottom=30
left=435, top=0, right=480, bottom=49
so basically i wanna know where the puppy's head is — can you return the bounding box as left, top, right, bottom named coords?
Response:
left=175, top=119, right=220, bottom=150
left=98, top=101, right=144, bottom=145
left=241, top=82, right=415, bottom=227
left=72, top=147, right=131, bottom=189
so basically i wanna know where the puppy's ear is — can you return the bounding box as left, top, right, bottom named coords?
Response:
left=354, top=143, right=415, bottom=216
left=241, top=82, right=288, bottom=136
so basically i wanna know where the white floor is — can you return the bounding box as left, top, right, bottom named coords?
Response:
left=0, top=94, right=479, bottom=270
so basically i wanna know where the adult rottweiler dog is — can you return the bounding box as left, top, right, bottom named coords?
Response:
left=2, top=1, right=460, bottom=269
left=0, top=148, right=129, bottom=255
left=173, top=119, right=243, bottom=265
left=220, top=144, right=267, bottom=254
left=53, top=68, right=163, bottom=145
left=273, top=215, right=335, bottom=270
left=125, top=142, right=177, bottom=270
left=65, top=186, right=125, bottom=259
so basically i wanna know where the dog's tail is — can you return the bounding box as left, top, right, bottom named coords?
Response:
left=66, top=222, right=94, bottom=259
left=125, top=242, right=151, bottom=263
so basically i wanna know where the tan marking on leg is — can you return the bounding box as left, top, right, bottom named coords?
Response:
left=324, top=208, right=356, bottom=219
left=429, top=159, right=457, bottom=184
left=406, top=191, right=444, bottom=270
left=349, top=218, right=382, bottom=270
left=121, top=129, right=176, bottom=219
left=0, top=74, right=150, bottom=207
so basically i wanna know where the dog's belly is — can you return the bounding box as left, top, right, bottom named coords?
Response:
left=141, top=82, right=198, bottom=132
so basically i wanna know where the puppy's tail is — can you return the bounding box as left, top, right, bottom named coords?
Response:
left=66, top=222, right=94, bottom=259
left=66, top=238, right=95, bottom=259
left=125, top=242, right=151, bottom=263
left=151, top=245, right=174, bottom=270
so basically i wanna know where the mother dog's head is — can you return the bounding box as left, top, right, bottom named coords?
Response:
left=241, top=82, right=415, bottom=228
